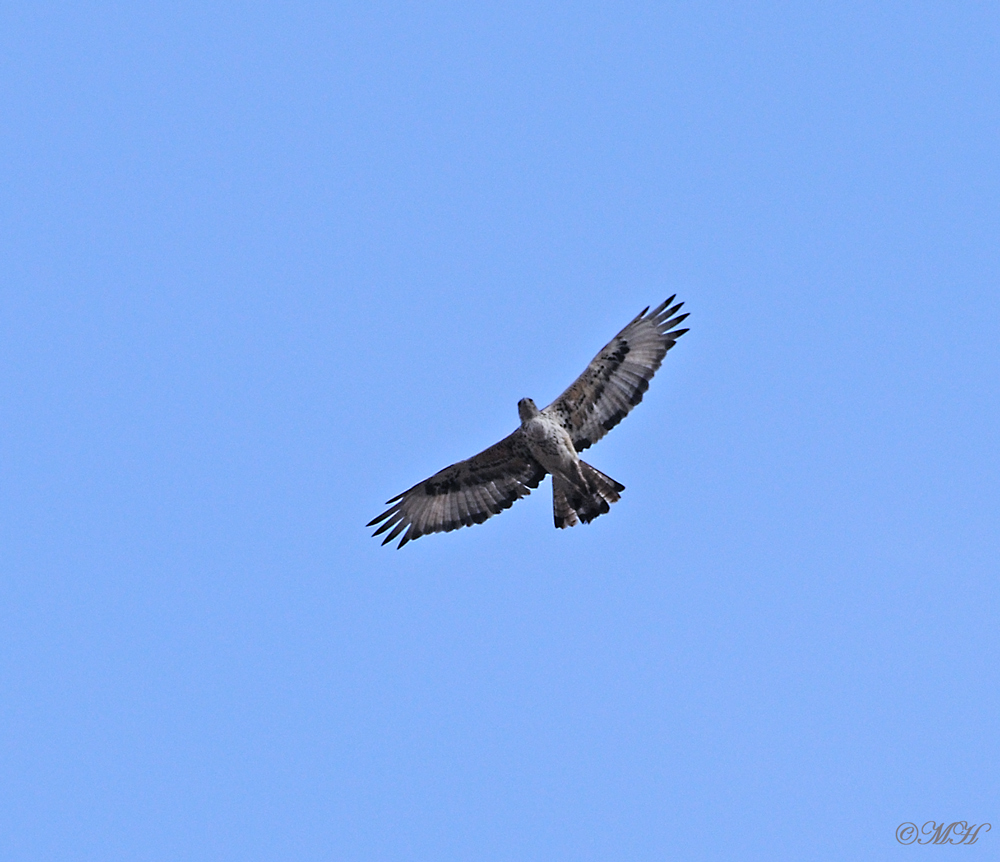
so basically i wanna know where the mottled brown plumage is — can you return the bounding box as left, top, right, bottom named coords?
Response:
left=546, top=298, right=688, bottom=451
left=368, top=431, right=546, bottom=548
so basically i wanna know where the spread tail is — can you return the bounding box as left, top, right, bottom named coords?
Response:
left=552, top=461, right=625, bottom=528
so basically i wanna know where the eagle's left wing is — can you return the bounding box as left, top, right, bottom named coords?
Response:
left=368, top=429, right=546, bottom=549
left=543, top=297, right=688, bottom=451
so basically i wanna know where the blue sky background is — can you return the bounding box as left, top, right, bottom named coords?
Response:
left=2, top=3, right=998, bottom=860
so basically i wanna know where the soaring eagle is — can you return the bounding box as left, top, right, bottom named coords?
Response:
left=369, top=298, right=689, bottom=548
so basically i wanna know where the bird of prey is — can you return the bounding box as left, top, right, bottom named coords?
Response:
left=369, top=298, right=689, bottom=548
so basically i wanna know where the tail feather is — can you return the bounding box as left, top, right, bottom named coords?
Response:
left=552, top=461, right=625, bottom=528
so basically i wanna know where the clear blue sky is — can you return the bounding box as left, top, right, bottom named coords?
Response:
left=2, top=3, right=997, bottom=860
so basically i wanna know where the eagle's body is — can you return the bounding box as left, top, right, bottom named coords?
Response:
left=369, top=298, right=689, bottom=548
left=517, top=397, right=577, bottom=478
left=517, top=396, right=624, bottom=528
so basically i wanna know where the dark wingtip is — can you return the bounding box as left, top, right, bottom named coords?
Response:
left=649, top=296, right=676, bottom=318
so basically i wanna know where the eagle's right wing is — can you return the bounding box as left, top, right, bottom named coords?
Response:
left=368, top=430, right=547, bottom=548
left=543, top=297, right=688, bottom=451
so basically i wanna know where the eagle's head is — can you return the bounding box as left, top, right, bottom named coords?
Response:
left=517, top=397, right=540, bottom=422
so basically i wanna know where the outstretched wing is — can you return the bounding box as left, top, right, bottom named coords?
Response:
left=367, top=430, right=547, bottom=549
left=543, top=297, right=688, bottom=451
